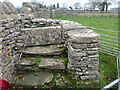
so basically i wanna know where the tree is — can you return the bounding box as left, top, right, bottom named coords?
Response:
left=53, top=4, right=55, bottom=8
left=16, top=6, right=21, bottom=12
left=31, top=0, right=38, bottom=4
left=69, top=6, right=73, bottom=10
left=62, top=3, right=68, bottom=8
left=48, top=4, right=56, bottom=9
left=88, top=0, right=118, bottom=11
left=30, top=0, right=46, bottom=8
left=57, top=3, right=59, bottom=8
left=104, top=0, right=117, bottom=11
left=88, top=0, right=98, bottom=10
left=73, top=2, right=81, bottom=9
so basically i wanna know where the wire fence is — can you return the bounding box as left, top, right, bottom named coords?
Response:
left=87, top=26, right=119, bottom=57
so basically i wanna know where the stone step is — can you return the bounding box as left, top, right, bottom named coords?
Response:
left=15, top=60, right=37, bottom=72
left=16, top=57, right=65, bottom=71
left=15, top=71, right=53, bottom=86
left=38, top=57, right=65, bottom=69
left=23, top=45, right=65, bottom=55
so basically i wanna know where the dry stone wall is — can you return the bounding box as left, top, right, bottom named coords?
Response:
left=20, top=2, right=51, bottom=19
left=0, top=16, right=100, bottom=86
left=60, top=20, right=100, bottom=83
left=21, top=18, right=62, bottom=46
left=67, top=29, right=100, bottom=82
left=17, top=17, right=100, bottom=85
left=0, top=18, right=23, bottom=83
left=0, top=1, right=18, bottom=20
left=52, top=10, right=118, bottom=17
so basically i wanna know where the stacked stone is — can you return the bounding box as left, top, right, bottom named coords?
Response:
left=53, top=10, right=118, bottom=17
left=18, top=17, right=66, bottom=72
left=64, top=26, right=100, bottom=83
left=22, top=18, right=61, bottom=28
left=20, top=2, right=51, bottom=19
left=21, top=18, right=62, bottom=46
left=0, top=18, right=23, bottom=83
left=15, top=18, right=100, bottom=85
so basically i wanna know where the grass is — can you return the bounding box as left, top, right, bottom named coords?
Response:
left=53, top=16, right=118, bottom=88
left=95, top=52, right=117, bottom=88
left=53, top=16, right=118, bottom=31
left=53, top=16, right=119, bottom=54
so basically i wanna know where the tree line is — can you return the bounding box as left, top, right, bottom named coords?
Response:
left=17, top=0, right=118, bottom=11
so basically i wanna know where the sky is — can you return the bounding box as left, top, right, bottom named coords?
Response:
left=0, top=0, right=118, bottom=9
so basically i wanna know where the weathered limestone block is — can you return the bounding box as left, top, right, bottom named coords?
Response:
left=71, top=43, right=87, bottom=49
left=66, top=29, right=100, bottom=44
left=15, top=60, right=37, bottom=72
left=0, top=2, right=4, bottom=14
left=39, top=58, right=65, bottom=69
left=33, top=9, right=51, bottom=19
left=61, top=21, right=86, bottom=31
left=20, top=2, right=51, bottom=18
left=16, top=57, right=65, bottom=71
left=20, top=2, right=40, bottom=13
left=2, top=2, right=17, bottom=14
left=0, top=27, right=5, bottom=32
left=15, top=71, right=53, bottom=86
left=16, top=60, right=36, bottom=66
left=80, top=75, right=97, bottom=80
left=24, top=18, right=61, bottom=28
left=22, top=26, right=62, bottom=46
left=30, top=18, right=47, bottom=27
left=23, top=45, right=65, bottom=55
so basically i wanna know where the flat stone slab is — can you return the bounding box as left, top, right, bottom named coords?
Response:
left=16, top=60, right=36, bottom=66
left=15, top=71, right=53, bottom=86
left=23, top=45, right=65, bottom=55
left=15, top=60, right=37, bottom=72
left=67, top=29, right=100, bottom=43
left=61, top=21, right=86, bottom=30
left=21, top=26, right=62, bottom=46
left=39, top=58, right=65, bottom=69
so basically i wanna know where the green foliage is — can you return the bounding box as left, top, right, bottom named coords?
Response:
left=57, top=3, right=59, bottom=8
left=33, top=69, right=39, bottom=76
left=49, top=78, right=56, bottom=87
left=18, top=75, right=23, bottom=80
left=42, top=72, right=57, bottom=88
left=62, top=57, right=69, bottom=69
left=98, top=52, right=117, bottom=87
left=35, top=56, right=41, bottom=66
left=53, top=56, right=59, bottom=58
left=69, top=6, right=73, bottom=10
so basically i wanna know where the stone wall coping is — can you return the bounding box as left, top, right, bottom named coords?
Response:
left=21, top=25, right=62, bottom=31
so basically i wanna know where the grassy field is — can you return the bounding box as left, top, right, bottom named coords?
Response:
left=53, top=16, right=119, bottom=54
left=53, top=16, right=118, bottom=88
left=53, top=16, right=118, bottom=31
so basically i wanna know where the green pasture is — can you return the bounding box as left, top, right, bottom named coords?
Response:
left=53, top=16, right=119, bottom=54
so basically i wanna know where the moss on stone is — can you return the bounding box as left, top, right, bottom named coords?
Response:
left=53, top=56, right=60, bottom=58
left=35, top=56, right=42, bottom=66
left=21, top=56, right=42, bottom=66
left=18, top=75, right=24, bottom=80
left=61, top=57, right=69, bottom=69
